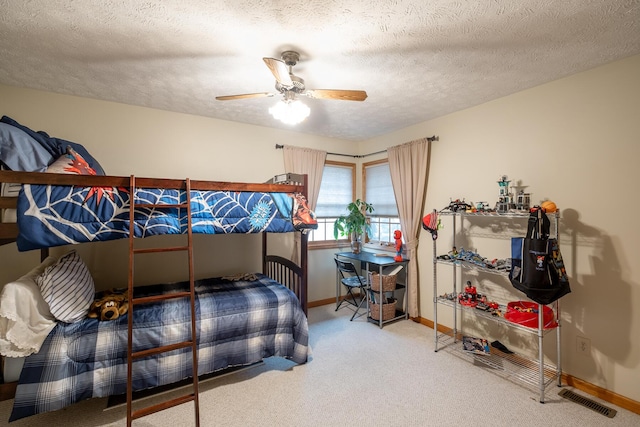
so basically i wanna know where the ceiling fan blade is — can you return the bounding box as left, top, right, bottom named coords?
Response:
left=305, top=89, right=368, bottom=101
left=263, top=57, right=293, bottom=87
left=215, top=92, right=274, bottom=101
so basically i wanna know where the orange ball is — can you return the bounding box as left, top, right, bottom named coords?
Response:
left=541, top=200, right=557, bottom=213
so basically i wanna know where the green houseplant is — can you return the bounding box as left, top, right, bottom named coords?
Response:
left=333, top=199, right=374, bottom=253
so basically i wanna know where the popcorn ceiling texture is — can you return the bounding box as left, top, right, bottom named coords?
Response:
left=1, top=1, right=639, bottom=141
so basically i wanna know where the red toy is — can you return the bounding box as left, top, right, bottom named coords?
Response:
left=458, top=281, right=479, bottom=307
left=394, top=230, right=403, bottom=262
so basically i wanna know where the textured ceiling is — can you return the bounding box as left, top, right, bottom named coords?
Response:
left=1, top=1, right=639, bottom=141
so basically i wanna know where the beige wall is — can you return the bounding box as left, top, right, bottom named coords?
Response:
left=367, top=54, right=640, bottom=402
left=0, top=85, right=347, bottom=292
left=1, top=53, right=639, bottom=402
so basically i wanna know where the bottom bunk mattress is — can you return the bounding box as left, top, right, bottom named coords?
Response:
left=9, top=273, right=309, bottom=421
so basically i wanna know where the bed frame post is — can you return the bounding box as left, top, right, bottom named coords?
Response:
left=300, top=231, right=308, bottom=315
left=262, top=233, right=267, bottom=274
left=300, top=173, right=309, bottom=315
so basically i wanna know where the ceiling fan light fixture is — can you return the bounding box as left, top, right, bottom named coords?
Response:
left=269, top=99, right=310, bottom=125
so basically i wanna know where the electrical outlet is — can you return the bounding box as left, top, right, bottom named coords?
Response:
left=577, top=336, right=591, bottom=355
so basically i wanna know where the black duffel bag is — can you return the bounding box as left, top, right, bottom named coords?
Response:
left=509, top=208, right=571, bottom=305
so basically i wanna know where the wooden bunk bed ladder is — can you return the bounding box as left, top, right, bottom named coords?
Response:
left=126, top=176, right=200, bottom=427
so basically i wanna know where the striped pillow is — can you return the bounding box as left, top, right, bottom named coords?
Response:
left=36, top=250, right=95, bottom=323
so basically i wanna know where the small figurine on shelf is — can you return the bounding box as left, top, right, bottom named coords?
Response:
left=458, top=280, right=479, bottom=307
left=394, top=230, right=403, bottom=262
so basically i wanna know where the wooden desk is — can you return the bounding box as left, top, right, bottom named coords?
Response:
left=335, top=251, right=409, bottom=328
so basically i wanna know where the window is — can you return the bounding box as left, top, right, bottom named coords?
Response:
left=363, top=160, right=400, bottom=245
left=309, top=161, right=355, bottom=243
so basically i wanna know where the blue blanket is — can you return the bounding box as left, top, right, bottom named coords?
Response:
left=9, top=274, right=309, bottom=421
left=17, top=184, right=317, bottom=251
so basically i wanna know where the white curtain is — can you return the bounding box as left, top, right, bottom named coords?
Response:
left=387, top=138, right=431, bottom=317
left=283, top=146, right=326, bottom=211
left=283, top=145, right=327, bottom=262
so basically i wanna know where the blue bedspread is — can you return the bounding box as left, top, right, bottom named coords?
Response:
left=9, top=274, right=309, bottom=421
left=16, top=184, right=317, bottom=251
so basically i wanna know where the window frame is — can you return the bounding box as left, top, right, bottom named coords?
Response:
left=308, top=160, right=356, bottom=249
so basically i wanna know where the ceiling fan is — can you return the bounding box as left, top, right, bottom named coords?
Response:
left=215, top=51, right=368, bottom=103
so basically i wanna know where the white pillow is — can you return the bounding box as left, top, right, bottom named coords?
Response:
left=36, top=250, right=95, bottom=323
left=0, top=256, right=58, bottom=357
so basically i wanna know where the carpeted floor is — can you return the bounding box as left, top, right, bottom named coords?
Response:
left=1, top=304, right=638, bottom=426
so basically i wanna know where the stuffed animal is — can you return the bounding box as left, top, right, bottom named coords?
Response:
left=88, top=289, right=129, bottom=321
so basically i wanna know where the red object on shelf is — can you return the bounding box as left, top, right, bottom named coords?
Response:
left=505, top=301, right=558, bottom=329
left=458, top=282, right=479, bottom=307
left=459, top=299, right=478, bottom=307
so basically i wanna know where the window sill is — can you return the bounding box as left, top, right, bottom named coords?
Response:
left=308, top=241, right=398, bottom=252
left=364, top=242, right=396, bottom=253
left=309, top=240, right=351, bottom=250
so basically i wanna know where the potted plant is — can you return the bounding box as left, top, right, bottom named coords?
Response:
left=333, top=199, right=374, bottom=253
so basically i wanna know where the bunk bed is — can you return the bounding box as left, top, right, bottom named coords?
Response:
left=0, top=165, right=315, bottom=422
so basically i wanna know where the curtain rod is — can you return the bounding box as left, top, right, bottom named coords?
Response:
left=275, top=135, right=439, bottom=159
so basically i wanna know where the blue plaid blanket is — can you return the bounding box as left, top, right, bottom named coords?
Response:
left=16, top=184, right=317, bottom=251
left=9, top=274, right=308, bottom=421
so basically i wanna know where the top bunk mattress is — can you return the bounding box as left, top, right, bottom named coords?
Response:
left=16, top=183, right=317, bottom=251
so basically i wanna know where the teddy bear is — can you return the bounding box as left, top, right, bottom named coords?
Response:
left=87, top=289, right=129, bottom=321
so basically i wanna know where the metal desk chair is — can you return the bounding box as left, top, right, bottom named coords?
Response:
left=334, top=257, right=369, bottom=321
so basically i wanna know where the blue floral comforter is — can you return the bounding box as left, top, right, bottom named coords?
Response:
left=16, top=184, right=317, bottom=251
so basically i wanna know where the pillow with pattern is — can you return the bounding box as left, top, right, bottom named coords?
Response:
left=36, top=250, right=96, bottom=323
left=46, top=146, right=98, bottom=175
